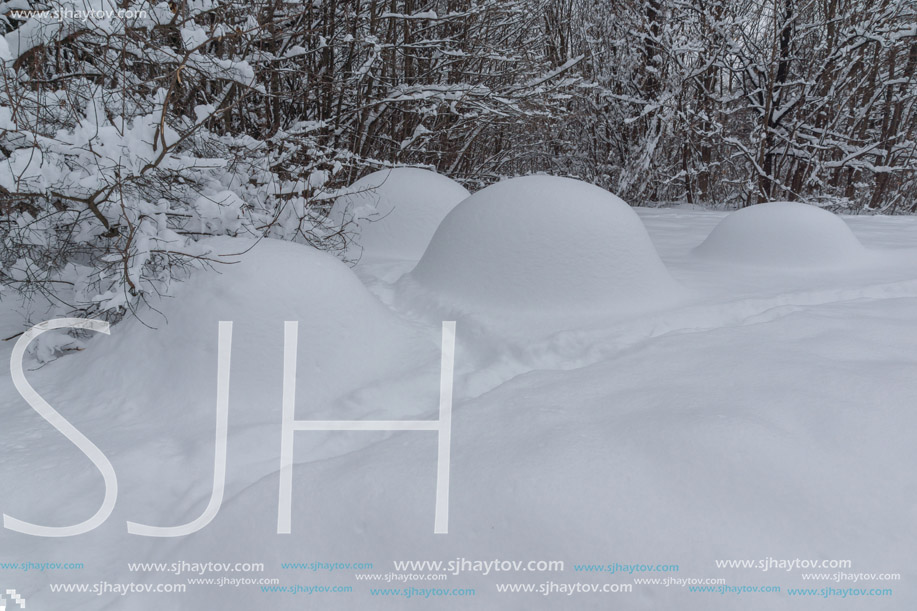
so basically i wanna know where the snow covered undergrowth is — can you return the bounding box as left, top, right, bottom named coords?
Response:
left=1, top=201, right=916, bottom=609
left=693, top=202, right=872, bottom=268
left=406, top=176, right=685, bottom=335
left=330, top=168, right=470, bottom=265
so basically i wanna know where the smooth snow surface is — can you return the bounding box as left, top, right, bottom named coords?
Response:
left=410, top=176, right=684, bottom=319
left=693, top=201, right=869, bottom=267
left=330, top=168, right=470, bottom=262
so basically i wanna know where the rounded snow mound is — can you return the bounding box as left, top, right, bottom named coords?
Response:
left=82, top=237, right=430, bottom=417
left=331, top=167, right=470, bottom=262
left=410, top=175, right=682, bottom=316
left=693, top=202, right=867, bottom=267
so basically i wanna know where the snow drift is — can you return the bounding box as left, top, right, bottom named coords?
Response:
left=82, top=237, right=437, bottom=418
left=3, top=210, right=917, bottom=611
left=409, top=175, right=683, bottom=318
left=693, top=201, right=869, bottom=267
left=330, top=168, right=470, bottom=262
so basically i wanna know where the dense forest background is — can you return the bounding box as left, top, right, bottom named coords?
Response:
left=0, top=0, right=915, bottom=317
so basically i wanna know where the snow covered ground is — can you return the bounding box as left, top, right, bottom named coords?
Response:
left=0, top=180, right=915, bottom=610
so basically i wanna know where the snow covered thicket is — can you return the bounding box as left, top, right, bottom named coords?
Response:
left=0, top=0, right=915, bottom=322
left=555, top=0, right=917, bottom=211
left=0, top=0, right=582, bottom=318
left=330, top=168, right=469, bottom=263
left=693, top=202, right=869, bottom=268
left=0, top=2, right=350, bottom=319
left=410, top=175, right=683, bottom=319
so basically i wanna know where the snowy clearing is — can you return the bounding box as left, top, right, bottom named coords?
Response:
left=0, top=200, right=915, bottom=610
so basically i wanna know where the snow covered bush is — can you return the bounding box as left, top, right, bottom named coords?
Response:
left=0, top=0, right=585, bottom=322
left=693, top=202, right=869, bottom=268
left=410, top=175, right=683, bottom=318
left=329, top=168, right=469, bottom=263
left=0, top=1, right=349, bottom=320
